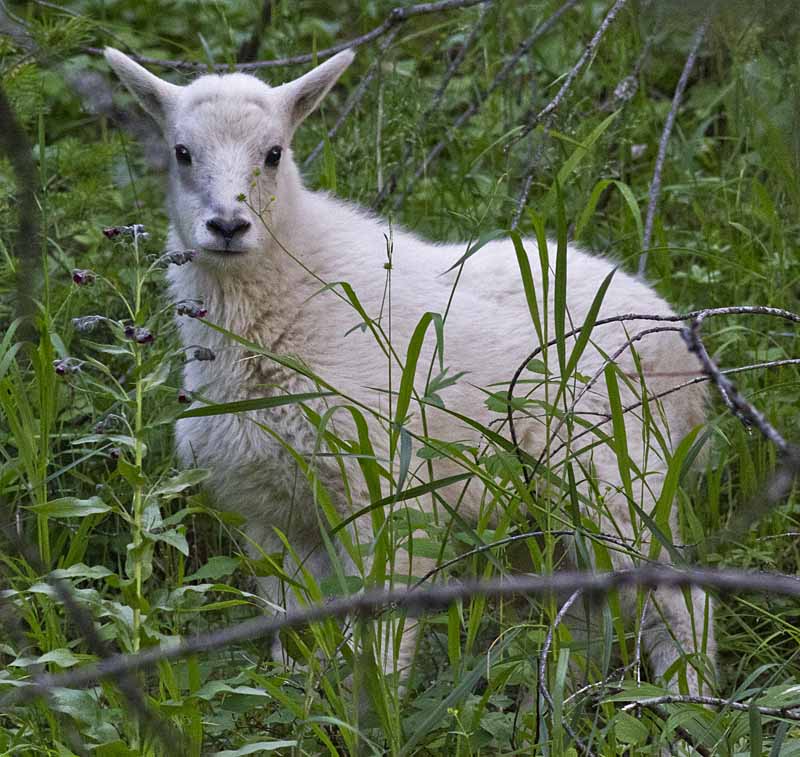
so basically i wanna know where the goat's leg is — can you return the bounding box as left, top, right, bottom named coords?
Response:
left=588, top=444, right=716, bottom=695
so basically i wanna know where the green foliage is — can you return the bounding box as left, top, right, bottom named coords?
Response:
left=1, top=0, right=799, bottom=754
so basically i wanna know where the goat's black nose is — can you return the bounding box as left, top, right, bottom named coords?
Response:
left=206, top=217, right=251, bottom=242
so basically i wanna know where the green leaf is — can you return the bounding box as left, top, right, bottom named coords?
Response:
left=152, top=468, right=209, bottom=497
left=184, top=556, right=241, bottom=582
left=50, top=564, right=114, bottom=581
left=212, top=741, right=297, bottom=756
left=613, top=711, right=650, bottom=745
left=392, top=312, right=443, bottom=455
left=117, top=458, right=147, bottom=488
left=153, top=528, right=190, bottom=556
left=9, top=648, right=81, bottom=669
left=443, top=228, right=506, bottom=273
left=27, top=497, right=110, bottom=518
left=178, top=392, right=333, bottom=418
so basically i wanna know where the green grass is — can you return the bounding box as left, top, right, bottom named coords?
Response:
left=1, top=0, right=800, bottom=754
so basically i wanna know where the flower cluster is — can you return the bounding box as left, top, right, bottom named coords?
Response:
left=123, top=324, right=154, bottom=344
left=53, top=357, right=83, bottom=376
left=175, top=299, right=208, bottom=318
left=72, top=269, right=95, bottom=286
left=71, top=315, right=107, bottom=333
left=102, top=223, right=149, bottom=240
left=158, top=249, right=197, bottom=267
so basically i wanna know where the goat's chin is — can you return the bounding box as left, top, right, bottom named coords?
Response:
left=196, top=247, right=255, bottom=269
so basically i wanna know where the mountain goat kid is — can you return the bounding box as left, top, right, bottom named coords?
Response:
left=105, top=47, right=715, bottom=695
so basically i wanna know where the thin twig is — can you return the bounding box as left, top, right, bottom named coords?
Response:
left=5, top=566, right=800, bottom=706
left=506, top=305, right=800, bottom=483
left=84, top=0, right=490, bottom=72
left=622, top=695, right=800, bottom=721
left=304, top=26, right=401, bottom=167
left=681, top=312, right=789, bottom=453
left=388, top=0, right=582, bottom=209
left=0, top=82, right=38, bottom=339
left=519, top=0, right=630, bottom=140
left=372, top=0, right=494, bottom=206
left=637, top=15, right=710, bottom=277
left=539, top=590, right=590, bottom=754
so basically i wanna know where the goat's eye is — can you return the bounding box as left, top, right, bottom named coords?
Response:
left=174, top=144, right=192, bottom=165
left=265, top=145, right=282, bottom=167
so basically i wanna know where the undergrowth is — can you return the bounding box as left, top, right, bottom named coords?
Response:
left=0, top=0, right=799, bottom=755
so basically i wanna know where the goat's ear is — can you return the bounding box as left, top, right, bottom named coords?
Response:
left=281, top=49, right=355, bottom=131
left=104, top=47, right=181, bottom=129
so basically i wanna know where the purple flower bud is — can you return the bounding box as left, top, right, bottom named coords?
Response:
left=103, top=224, right=149, bottom=240
left=134, top=328, right=154, bottom=344
left=72, top=269, right=95, bottom=286
left=176, top=300, right=207, bottom=319
left=177, top=389, right=191, bottom=404
left=192, top=347, right=215, bottom=362
left=160, top=249, right=196, bottom=266
left=109, top=447, right=121, bottom=460
left=53, top=358, right=82, bottom=376
left=72, top=315, right=105, bottom=333
left=123, top=324, right=154, bottom=344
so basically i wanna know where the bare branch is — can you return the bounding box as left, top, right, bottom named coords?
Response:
left=386, top=0, right=582, bottom=209
left=84, top=0, right=490, bottom=72
left=5, top=566, right=800, bottom=706
left=637, top=15, right=710, bottom=276
left=506, top=305, right=800, bottom=482
left=623, top=695, right=800, bottom=722
left=519, top=0, right=631, bottom=140
left=304, top=25, right=402, bottom=167
left=0, top=82, right=38, bottom=339
left=539, top=590, right=590, bottom=754
left=681, top=311, right=790, bottom=453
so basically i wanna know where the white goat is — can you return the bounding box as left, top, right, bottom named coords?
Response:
left=105, top=47, right=715, bottom=694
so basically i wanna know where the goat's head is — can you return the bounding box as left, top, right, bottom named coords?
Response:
left=104, top=48, right=354, bottom=266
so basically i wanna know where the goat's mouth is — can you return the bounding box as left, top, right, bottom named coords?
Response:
left=201, top=247, right=249, bottom=256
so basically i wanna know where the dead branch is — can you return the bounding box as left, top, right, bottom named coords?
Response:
left=83, top=0, right=490, bottom=72
left=623, top=695, right=800, bottom=722
left=0, top=83, right=38, bottom=340
left=304, top=26, right=402, bottom=167
left=4, top=566, right=800, bottom=707
left=506, top=305, right=800, bottom=483
left=385, top=0, right=582, bottom=209
left=637, top=15, right=710, bottom=277
left=518, top=0, right=631, bottom=140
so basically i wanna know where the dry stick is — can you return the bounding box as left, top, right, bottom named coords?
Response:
left=538, top=590, right=590, bottom=755
left=304, top=25, right=402, bottom=167
left=372, top=0, right=493, bottom=207
left=511, top=0, right=630, bottom=225
left=6, top=566, right=800, bottom=707
left=84, top=0, right=490, bottom=72
left=505, top=305, right=800, bottom=484
left=529, top=355, right=800, bottom=505
left=520, top=0, right=631, bottom=141
left=637, top=15, right=710, bottom=277
left=0, top=83, right=38, bottom=339
left=389, top=0, right=582, bottom=210
left=681, top=312, right=790, bottom=454
left=622, top=695, right=800, bottom=722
